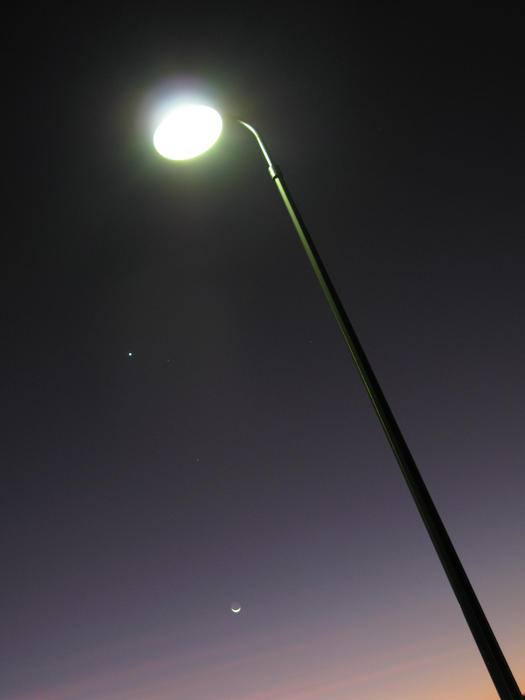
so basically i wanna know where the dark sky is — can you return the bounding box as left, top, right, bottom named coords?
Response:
left=3, top=4, right=524, bottom=699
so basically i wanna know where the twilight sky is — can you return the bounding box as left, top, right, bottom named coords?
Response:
left=3, top=4, right=524, bottom=699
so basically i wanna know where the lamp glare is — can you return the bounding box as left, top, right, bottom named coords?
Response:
left=153, top=105, right=223, bottom=160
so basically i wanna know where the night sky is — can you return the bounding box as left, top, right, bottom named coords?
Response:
left=3, top=4, right=525, bottom=699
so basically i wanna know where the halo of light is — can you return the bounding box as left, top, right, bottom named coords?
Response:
left=153, top=104, right=223, bottom=160
left=230, top=601, right=242, bottom=614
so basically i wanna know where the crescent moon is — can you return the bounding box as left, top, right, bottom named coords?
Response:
left=231, top=606, right=241, bottom=614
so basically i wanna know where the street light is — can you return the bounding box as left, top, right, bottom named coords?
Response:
left=153, top=104, right=523, bottom=700
left=153, top=104, right=223, bottom=160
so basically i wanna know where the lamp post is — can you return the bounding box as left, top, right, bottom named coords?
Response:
left=153, top=104, right=523, bottom=699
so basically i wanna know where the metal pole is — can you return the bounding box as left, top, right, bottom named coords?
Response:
left=237, top=119, right=523, bottom=700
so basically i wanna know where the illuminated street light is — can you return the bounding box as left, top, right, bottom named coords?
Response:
left=152, top=104, right=523, bottom=700
left=153, top=104, right=222, bottom=160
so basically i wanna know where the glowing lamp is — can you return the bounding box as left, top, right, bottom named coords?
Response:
left=153, top=104, right=223, bottom=160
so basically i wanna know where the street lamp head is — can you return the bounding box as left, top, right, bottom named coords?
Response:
left=153, top=104, right=223, bottom=160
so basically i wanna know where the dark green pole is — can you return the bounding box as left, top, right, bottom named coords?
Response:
left=237, top=119, right=523, bottom=700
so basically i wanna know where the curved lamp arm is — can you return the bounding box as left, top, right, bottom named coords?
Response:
left=236, top=119, right=275, bottom=169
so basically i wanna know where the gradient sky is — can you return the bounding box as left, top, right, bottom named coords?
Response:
left=3, top=4, right=524, bottom=699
